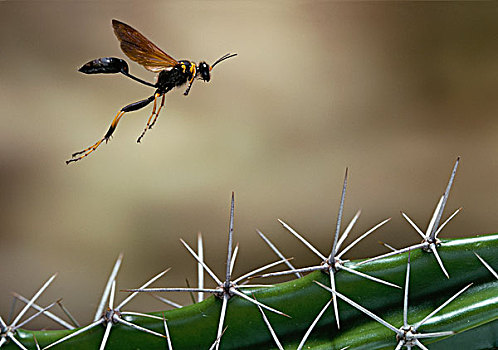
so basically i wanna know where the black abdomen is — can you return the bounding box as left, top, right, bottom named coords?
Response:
left=79, top=57, right=129, bottom=74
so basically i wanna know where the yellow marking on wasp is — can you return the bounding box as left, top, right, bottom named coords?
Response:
left=181, top=64, right=187, bottom=73
left=189, top=65, right=197, bottom=84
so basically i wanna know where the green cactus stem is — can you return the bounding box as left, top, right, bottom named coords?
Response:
left=4, top=233, right=497, bottom=350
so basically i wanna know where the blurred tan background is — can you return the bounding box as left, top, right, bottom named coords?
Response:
left=1, top=2, right=497, bottom=329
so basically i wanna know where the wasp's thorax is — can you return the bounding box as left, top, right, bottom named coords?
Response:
left=178, top=60, right=195, bottom=79
left=154, top=60, right=192, bottom=92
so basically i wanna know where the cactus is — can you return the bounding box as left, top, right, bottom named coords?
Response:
left=1, top=160, right=497, bottom=350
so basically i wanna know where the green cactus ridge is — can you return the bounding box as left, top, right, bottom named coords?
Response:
left=3, top=233, right=498, bottom=350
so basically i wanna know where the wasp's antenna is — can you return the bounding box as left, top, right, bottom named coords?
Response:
left=211, top=53, right=237, bottom=70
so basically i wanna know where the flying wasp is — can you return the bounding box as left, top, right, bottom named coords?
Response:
left=66, top=19, right=236, bottom=164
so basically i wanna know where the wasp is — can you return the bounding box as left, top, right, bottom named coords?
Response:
left=66, top=19, right=236, bottom=164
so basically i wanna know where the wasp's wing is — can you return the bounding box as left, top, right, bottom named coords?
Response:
left=112, top=19, right=178, bottom=72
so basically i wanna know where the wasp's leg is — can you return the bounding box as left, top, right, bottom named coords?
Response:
left=66, top=96, right=155, bottom=164
left=147, top=94, right=166, bottom=131
left=120, top=95, right=156, bottom=113
left=103, top=95, right=156, bottom=142
left=136, top=93, right=164, bottom=143
left=66, top=110, right=124, bottom=164
left=183, top=64, right=197, bottom=96
left=183, top=77, right=195, bottom=96
left=66, top=136, right=105, bottom=164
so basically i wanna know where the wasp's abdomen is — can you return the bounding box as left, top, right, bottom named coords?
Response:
left=79, top=57, right=129, bottom=74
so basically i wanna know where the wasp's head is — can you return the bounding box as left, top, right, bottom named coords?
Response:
left=198, top=61, right=211, bottom=82
left=198, top=53, right=237, bottom=83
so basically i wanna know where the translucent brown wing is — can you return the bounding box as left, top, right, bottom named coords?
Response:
left=112, top=19, right=178, bottom=73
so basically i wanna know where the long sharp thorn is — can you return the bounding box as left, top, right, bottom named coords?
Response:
left=426, top=196, right=444, bottom=240
left=278, top=219, right=327, bottom=260
left=0, top=315, right=7, bottom=328
left=118, top=268, right=170, bottom=310
left=11, top=273, right=57, bottom=328
left=430, top=157, right=459, bottom=240
left=8, top=295, right=18, bottom=325
left=474, top=252, right=498, bottom=279
left=234, top=258, right=292, bottom=284
left=95, top=253, right=123, bottom=322
left=208, top=340, right=219, bottom=350
left=413, top=283, right=472, bottom=330
left=185, top=279, right=196, bottom=304
left=16, top=300, right=60, bottom=329
left=434, top=208, right=462, bottom=238
left=329, top=267, right=340, bottom=329
left=57, top=300, right=80, bottom=328
left=117, top=317, right=166, bottom=338
left=336, top=289, right=398, bottom=333
left=414, top=331, right=455, bottom=339
left=330, top=168, right=348, bottom=262
left=401, top=211, right=426, bottom=240
left=337, top=217, right=391, bottom=259
left=109, top=281, right=116, bottom=310
left=257, top=230, right=301, bottom=278
left=7, top=335, right=28, bottom=350
left=180, top=239, right=222, bottom=286
left=379, top=241, right=397, bottom=252
left=11, top=301, right=57, bottom=345
left=229, top=243, right=239, bottom=277
left=163, top=314, right=173, bottom=350
left=209, top=326, right=227, bottom=350
left=315, top=281, right=399, bottom=333
left=124, top=287, right=218, bottom=293
left=256, top=265, right=323, bottom=279
left=225, top=192, right=235, bottom=286
left=394, top=340, right=404, bottom=350
left=13, top=293, right=74, bottom=329
left=121, top=311, right=163, bottom=320
left=215, top=294, right=229, bottom=350
left=0, top=337, right=7, bottom=348
left=414, top=338, right=430, bottom=350
left=238, top=284, right=275, bottom=288
left=430, top=243, right=450, bottom=279
left=150, top=293, right=183, bottom=308
left=43, top=319, right=103, bottom=350
left=197, top=232, right=205, bottom=302
left=33, top=335, right=41, bottom=350
left=254, top=296, right=283, bottom=350
left=297, top=299, right=333, bottom=350
left=338, top=265, right=401, bottom=289
left=403, top=253, right=411, bottom=328
left=231, top=289, right=289, bottom=317
left=99, top=322, right=113, bottom=350
left=356, top=242, right=428, bottom=266
left=336, top=210, right=361, bottom=252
